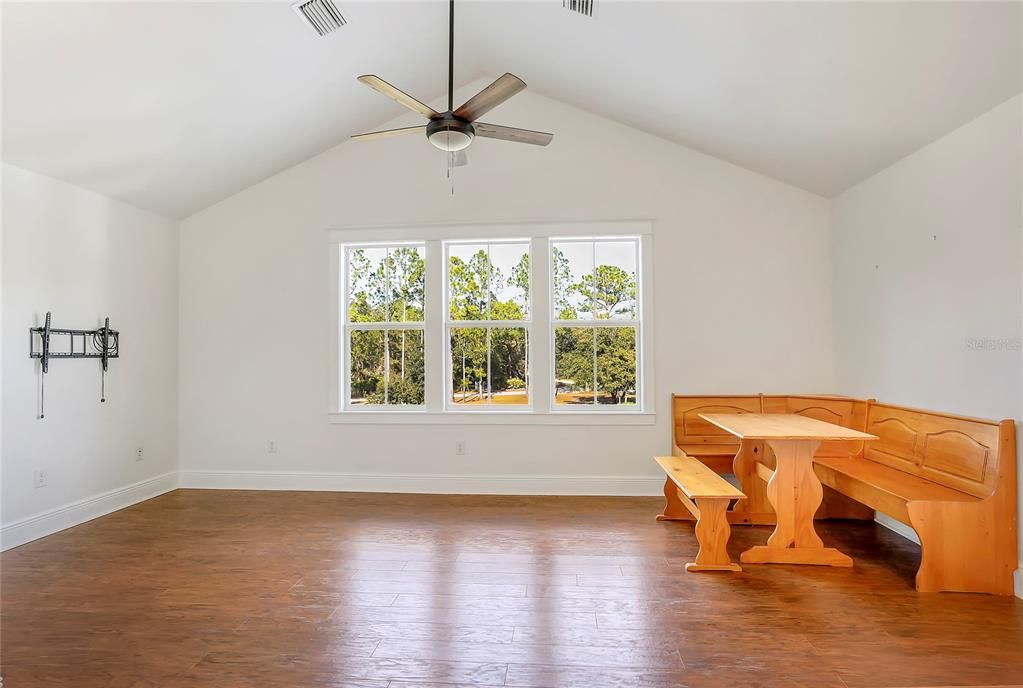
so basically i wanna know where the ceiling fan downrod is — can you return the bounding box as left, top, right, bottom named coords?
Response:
left=448, top=0, right=454, bottom=112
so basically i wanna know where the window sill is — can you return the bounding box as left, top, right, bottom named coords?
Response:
left=328, top=411, right=656, bottom=426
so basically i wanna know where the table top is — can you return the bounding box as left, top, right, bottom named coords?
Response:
left=698, top=413, right=879, bottom=441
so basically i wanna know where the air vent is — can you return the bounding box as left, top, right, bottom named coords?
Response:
left=293, top=0, right=347, bottom=37
left=563, top=0, right=595, bottom=18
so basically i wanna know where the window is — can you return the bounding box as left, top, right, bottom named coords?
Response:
left=446, top=241, right=531, bottom=408
left=551, top=238, right=639, bottom=407
left=331, top=222, right=652, bottom=424
left=344, top=244, right=425, bottom=407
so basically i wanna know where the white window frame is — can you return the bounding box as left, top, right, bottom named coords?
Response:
left=549, top=236, right=643, bottom=413
left=341, top=242, right=427, bottom=412
left=328, top=220, right=655, bottom=425
left=443, top=239, right=534, bottom=412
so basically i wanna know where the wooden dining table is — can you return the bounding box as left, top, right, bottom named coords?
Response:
left=698, top=413, right=878, bottom=567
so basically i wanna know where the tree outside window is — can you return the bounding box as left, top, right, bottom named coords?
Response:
left=447, top=241, right=530, bottom=406
left=346, top=244, right=425, bottom=406
left=552, top=239, right=639, bottom=406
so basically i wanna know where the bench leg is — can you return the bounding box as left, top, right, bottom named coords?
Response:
left=686, top=497, right=741, bottom=572
left=732, top=439, right=775, bottom=525
left=656, top=477, right=694, bottom=521
left=908, top=500, right=1016, bottom=595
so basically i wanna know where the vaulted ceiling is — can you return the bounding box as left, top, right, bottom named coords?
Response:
left=4, top=1, right=1020, bottom=219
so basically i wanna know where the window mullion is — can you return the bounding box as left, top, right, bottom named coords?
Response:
left=532, top=237, right=551, bottom=413
left=556, top=319, right=637, bottom=328
left=383, top=328, right=390, bottom=405
left=336, top=245, right=346, bottom=411
left=638, top=234, right=652, bottom=413
left=486, top=327, right=492, bottom=402
left=347, top=321, right=423, bottom=331
left=425, top=240, right=444, bottom=413
left=590, top=241, right=597, bottom=405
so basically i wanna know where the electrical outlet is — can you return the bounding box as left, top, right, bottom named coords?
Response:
left=33, top=469, right=48, bottom=488
left=267, top=440, right=278, bottom=454
left=135, top=447, right=144, bottom=462
left=455, top=441, right=466, bottom=456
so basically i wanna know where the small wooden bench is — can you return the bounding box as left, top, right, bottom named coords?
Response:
left=655, top=455, right=746, bottom=572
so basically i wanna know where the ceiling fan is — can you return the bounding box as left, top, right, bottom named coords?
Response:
left=351, top=0, right=553, bottom=163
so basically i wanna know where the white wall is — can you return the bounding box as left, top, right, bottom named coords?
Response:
left=1, top=164, right=179, bottom=545
left=178, top=83, right=834, bottom=489
left=831, top=95, right=1023, bottom=588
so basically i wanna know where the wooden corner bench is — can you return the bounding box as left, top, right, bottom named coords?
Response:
left=812, top=403, right=1017, bottom=595
left=655, top=455, right=746, bottom=572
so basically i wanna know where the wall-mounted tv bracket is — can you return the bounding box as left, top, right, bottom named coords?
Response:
left=30, top=312, right=119, bottom=419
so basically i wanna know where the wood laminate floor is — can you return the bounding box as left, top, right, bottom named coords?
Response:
left=2, top=490, right=1021, bottom=688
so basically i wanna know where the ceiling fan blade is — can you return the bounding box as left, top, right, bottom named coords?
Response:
left=474, top=122, right=553, bottom=147
left=351, top=125, right=427, bottom=142
left=357, top=75, right=437, bottom=119
left=453, top=73, right=526, bottom=122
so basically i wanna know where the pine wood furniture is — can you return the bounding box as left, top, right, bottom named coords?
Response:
left=668, top=394, right=876, bottom=524
left=813, top=402, right=1018, bottom=595
left=665, top=393, right=1019, bottom=594
left=654, top=455, right=746, bottom=572
left=700, top=413, right=877, bottom=567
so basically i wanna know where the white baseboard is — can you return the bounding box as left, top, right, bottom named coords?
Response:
left=0, top=471, right=178, bottom=551
left=874, top=513, right=920, bottom=544
left=178, top=469, right=664, bottom=496
left=1015, top=567, right=1022, bottom=600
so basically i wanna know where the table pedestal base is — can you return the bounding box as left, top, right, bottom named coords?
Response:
left=742, top=438, right=854, bottom=568
left=740, top=545, right=852, bottom=567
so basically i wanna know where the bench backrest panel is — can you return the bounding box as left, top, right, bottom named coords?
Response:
left=864, top=403, right=1002, bottom=499
left=672, top=395, right=762, bottom=454
left=763, top=395, right=868, bottom=457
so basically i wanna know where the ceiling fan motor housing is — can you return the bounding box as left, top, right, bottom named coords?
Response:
left=427, top=114, right=475, bottom=152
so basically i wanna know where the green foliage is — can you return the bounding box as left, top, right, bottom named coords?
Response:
left=573, top=265, right=637, bottom=319
left=450, top=327, right=487, bottom=396
left=551, top=247, right=574, bottom=319
left=553, top=326, right=636, bottom=404
left=349, top=330, right=385, bottom=401
left=554, top=327, right=594, bottom=391
left=448, top=249, right=492, bottom=320
left=509, top=252, right=530, bottom=312
left=596, top=328, right=636, bottom=404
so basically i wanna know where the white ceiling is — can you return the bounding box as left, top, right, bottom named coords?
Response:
left=4, top=1, right=1020, bottom=219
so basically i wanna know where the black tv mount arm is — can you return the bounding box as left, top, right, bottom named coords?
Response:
left=30, top=312, right=120, bottom=419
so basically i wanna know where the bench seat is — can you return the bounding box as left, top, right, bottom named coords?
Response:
left=657, top=455, right=746, bottom=501
left=655, top=455, right=746, bottom=572
left=813, top=456, right=978, bottom=525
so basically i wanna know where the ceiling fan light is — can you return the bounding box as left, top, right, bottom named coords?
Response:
left=428, top=128, right=473, bottom=152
